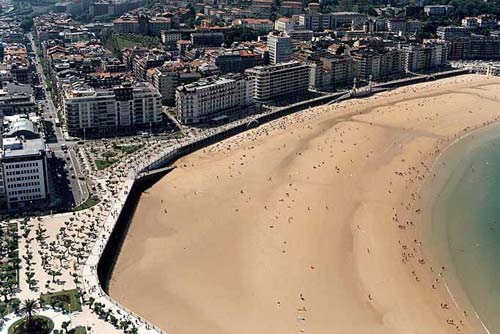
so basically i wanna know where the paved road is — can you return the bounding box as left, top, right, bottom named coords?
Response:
left=29, top=33, right=89, bottom=207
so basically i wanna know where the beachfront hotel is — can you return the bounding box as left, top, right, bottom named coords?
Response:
left=175, top=73, right=253, bottom=124
left=63, top=82, right=163, bottom=137
left=245, top=61, right=310, bottom=102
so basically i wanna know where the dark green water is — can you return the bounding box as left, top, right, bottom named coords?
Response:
left=426, top=125, right=500, bottom=334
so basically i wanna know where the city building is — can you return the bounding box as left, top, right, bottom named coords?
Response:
left=402, top=42, right=447, bottom=72
left=231, top=18, right=274, bottom=31
left=90, top=0, right=146, bottom=17
left=424, top=5, right=453, bottom=16
left=161, top=30, right=182, bottom=45
left=462, top=17, right=478, bottom=29
left=322, top=54, right=355, bottom=88
left=477, top=14, right=498, bottom=29
left=147, top=65, right=201, bottom=105
left=133, top=52, right=168, bottom=80
left=268, top=32, right=293, bottom=64
left=245, top=61, right=310, bottom=102
left=190, top=32, right=225, bottom=47
left=212, top=49, right=266, bottom=73
left=436, top=26, right=470, bottom=40
left=0, top=83, right=37, bottom=116
left=175, top=74, right=253, bottom=124
left=297, top=11, right=367, bottom=31
left=1, top=117, right=49, bottom=210
left=352, top=47, right=405, bottom=81
left=113, top=15, right=172, bottom=35
left=63, top=82, right=163, bottom=137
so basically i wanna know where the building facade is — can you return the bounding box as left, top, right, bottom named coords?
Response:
left=268, top=32, right=293, bottom=64
left=245, top=61, right=310, bottom=102
left=176, top=74, right=253, bottom=124
left=63, top=83, right=163, bottom=137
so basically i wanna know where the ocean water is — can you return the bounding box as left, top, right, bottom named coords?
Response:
left=422, top=124, right=500, bottom=334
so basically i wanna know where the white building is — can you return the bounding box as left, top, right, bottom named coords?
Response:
left=63, top=82, right=163, bottom=137
left=462, top=17, right=478, bottom=29
left=268, top=32, right=293, bottom=64
left=245, top=61, right=310, bottom=102
left=175, top=74, right=253, bottom=124
left=403, top=41, right=447, bottom=72
left=1, top=117, right=48, bottom=210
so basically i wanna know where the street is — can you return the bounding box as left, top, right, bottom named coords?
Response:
left=29, top=32, right=89, bottom=208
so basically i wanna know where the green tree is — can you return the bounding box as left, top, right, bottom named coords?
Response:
left=18, top=299, right=40, bottom=328
left=61, top=320, right=70, bottom=333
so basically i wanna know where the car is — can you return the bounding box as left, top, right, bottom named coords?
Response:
left=78, top=175, right=85, bottom=180
left=71, top=174, right=75, bottom=179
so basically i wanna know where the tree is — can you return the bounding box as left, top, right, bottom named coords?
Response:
left=61, top=320, right=71, bottom=334
left=18, top=299, right=40, bottom=328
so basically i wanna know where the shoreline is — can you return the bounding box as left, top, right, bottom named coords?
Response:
left=107, top=74, right=500, bottom=334
left=415, top=121, right=500, bottom=334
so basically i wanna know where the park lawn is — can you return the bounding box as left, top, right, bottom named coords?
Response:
left=74, top=196, right=100, bottom=211
left=102, top=150, right=117, bottom=158
left=116, top=144, right=142, bottom=155
left=40, top=289, right=82, bottom=312
left=95, top=159, right=118, bottom=170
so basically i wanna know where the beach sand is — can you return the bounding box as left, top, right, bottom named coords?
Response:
left=109, top=74, right=500, bottom=334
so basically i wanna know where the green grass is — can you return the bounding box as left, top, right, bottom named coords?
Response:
left=73, top=196, right=100, bottom=212
left=115, top=144, right=142, bottom=155
left=95, top=159, right=118, bottom=170
left=114, top=33, right=162, bottom=49
left=40, top=289, right=82, bottom=313
left=102, top=150, right=117, bottom=158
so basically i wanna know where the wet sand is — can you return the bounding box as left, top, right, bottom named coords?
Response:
left=109, top=75, right=500, bottom=334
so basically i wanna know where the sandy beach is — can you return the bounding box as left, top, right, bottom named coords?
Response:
left=109, top=74, right=500, bottom=334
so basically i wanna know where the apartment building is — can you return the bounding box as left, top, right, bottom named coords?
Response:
left=477, top=14, right=498, bottom=29
left=161, top=30, right=182, bottom=45
left=387, top=18, right=422, bottom=34
left=462, top=17, right=479, bottom=29
left=113, top=15, right=172, bottom=35
left=147, top=65, right=201, bottom=105
left=436, top=26, right=470, bottom=40
left=175, top=74, right=253, bottom=124
left=232, top=18, right=274, bottom=31
left=403, top=42, right=447, bottom=72
left=447, top=35, right=500, bottom=60
left=268, top=32, right=293, bottom=64
left=190, top=32, right=224, bottom=47
left=297, top=11, right=366, bottom=31
left=245, top=61, right=310, bottom=102
left=63, top=82, right=162, bottom=137
left=323, top=55, right=355, bottom=87
left=89, top=0, right=146, bottom=17
left=352, top=48, right=405, bottom=81
left=213, top=49, right=266, bottom=73
left=1, top=117, right=49, bottom=210
left=133, top=53, right=168, bottom=80
left=424, top=5, right=453, bottom=16
left=0, top=84, right=37, bottom=116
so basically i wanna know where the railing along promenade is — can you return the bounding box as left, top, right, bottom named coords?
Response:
left=78, top=68, right=471, bottom=334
